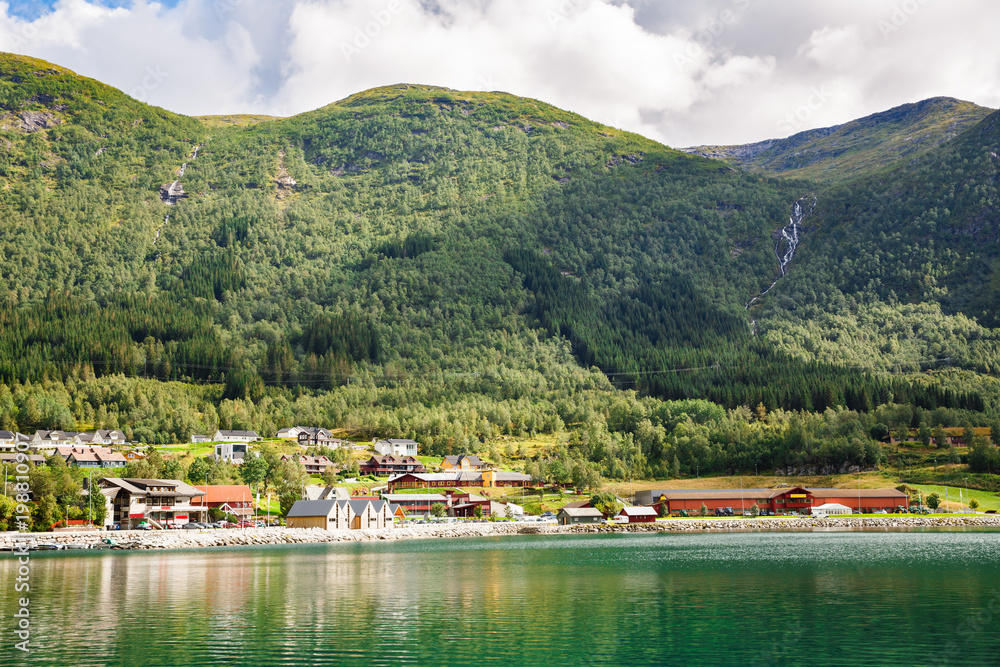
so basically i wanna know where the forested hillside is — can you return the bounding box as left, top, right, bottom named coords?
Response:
left=1, top=52, right=999, bottom=484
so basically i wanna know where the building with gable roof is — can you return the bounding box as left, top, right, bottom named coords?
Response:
left=440, top=454, right=486, bottom=471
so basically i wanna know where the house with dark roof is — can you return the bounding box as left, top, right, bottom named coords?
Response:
left=98, top=478, right=207, bottom=529
left=78, top=430, right=128, bottom=446
left=213, top=430, right=261, bottom=442
left=31, top=430, right=82, bottom=449
left=57, top=446, right=127, bottom=469
left=360, top=455, right=426, bottom=476
left=387, top=470, right=533, bottom=492
left=281, top=454, right=335, bottom=475
left=286, top=498, right=392, bottom=530
left=0, top=452, right=46, bottom=467
left=440, top=454, right=485, bottom=471
left=557, top=507, right=605, bottom=525
left=0, top=431, right=31, bottom=452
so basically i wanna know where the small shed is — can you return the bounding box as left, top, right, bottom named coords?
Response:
left=813, top=503, right=852, bottom=516
left=557, top=507, right=605, bottom=525
left=619, top=506, right=658, bottom=523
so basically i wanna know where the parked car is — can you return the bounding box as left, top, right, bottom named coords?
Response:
left=182, top=523, right=202, bottom=530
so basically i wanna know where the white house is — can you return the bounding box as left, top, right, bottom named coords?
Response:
left=0, top=431, right=29, bottom=452
left=213, top=430, right=261, bottom=443
left=374, top=438, right=418, bottom=457
left=214, top=442, right=253, bottom=464
left=31, top=430, right=82, bottom=449
left=78, top=430, right=128, bottom=446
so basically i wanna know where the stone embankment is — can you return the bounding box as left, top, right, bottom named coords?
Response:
left=3, top=516, right=1000, bottom=553
left=550, top=515, right=1000, bottom=534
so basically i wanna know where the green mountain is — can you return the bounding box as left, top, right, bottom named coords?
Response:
left=0, top=52, right=997, bottom=484
left=684, top=97, right=993, bottom=184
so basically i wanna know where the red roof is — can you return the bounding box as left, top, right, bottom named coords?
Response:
left=191, top=485, right=254, bottom=505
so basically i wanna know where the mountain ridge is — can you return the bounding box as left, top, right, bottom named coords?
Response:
left=683, top=96, right=994, bottom=184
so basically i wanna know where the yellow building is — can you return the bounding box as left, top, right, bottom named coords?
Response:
left=440, top=454, right=485, bottom=471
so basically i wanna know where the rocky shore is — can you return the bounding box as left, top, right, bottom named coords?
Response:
left=3, top=515, right=1000, bottom=553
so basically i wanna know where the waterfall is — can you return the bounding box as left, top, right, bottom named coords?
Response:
left=745, top=195, right=816, bottom=334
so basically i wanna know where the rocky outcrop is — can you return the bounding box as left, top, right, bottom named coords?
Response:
left=159, top=180, right=185, bottom=205
left=0, top=111, right=60, bottom=133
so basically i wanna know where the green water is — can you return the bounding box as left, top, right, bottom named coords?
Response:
left=2, top=531, right=999, bottom=666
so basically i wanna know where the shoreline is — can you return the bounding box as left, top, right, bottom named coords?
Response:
left=4, top=515, right=1000, bottom=553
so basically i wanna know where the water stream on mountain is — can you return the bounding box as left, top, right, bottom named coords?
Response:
left=155, top=145, right=202, bottom=244
left=745, top=195, right=816, bottom=335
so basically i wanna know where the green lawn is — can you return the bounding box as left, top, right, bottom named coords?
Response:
left=907, top=484, right=1000, bottom=511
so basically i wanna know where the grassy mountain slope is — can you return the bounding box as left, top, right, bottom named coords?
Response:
left=685, top=97, right=993, bottom=184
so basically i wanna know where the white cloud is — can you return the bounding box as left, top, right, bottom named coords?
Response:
left=0, top=0, right=998, bottom=146
left=799, top=25, right=864, bottom=69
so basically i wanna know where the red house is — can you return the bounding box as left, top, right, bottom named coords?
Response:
left=618, top=506, right=657, bottom=523
left=191, top=484, right=255, bottom=518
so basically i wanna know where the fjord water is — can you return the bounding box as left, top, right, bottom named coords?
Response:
left=3, top=531, right=999, bottom=666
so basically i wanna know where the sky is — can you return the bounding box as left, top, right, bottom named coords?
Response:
left=1, top=0, right=998, bottom=147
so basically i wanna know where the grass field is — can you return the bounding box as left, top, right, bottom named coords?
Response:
left=905, top=484, right=1000, bottom=511
left=602, top=472, right=903, bottom=498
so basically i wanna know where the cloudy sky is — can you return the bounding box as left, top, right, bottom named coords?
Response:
left=1, top=0, right=998, bottom=146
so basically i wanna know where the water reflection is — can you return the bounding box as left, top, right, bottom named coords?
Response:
left=2, top=532, right=999, bottom=666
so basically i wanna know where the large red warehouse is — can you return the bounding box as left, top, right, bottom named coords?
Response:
left=634, top=486, right=907, bottom=516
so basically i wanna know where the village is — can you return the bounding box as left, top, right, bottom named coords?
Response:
left=4, top=424, right=989, bottom=543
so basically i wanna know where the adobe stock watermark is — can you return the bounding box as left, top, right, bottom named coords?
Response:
left=477, top=74, right=501, bottom=91
left=877, top=0, right=929, bottom=40
left=341, top=0, right=405, bottom=63
left=131, top=66, right=169, bottom=104
left=6, top=14, right=52, bottom=50
left=213, top=0, right=245, bottom=21
left=673, top=0, right=752, bottom=71
left=928, top=589, right=1000, bottom=667
left=546, top=0, right=589, bottom=30
left=775, top=84, right=833, bottom=135
left=11, top=442, right=34, bottom=654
